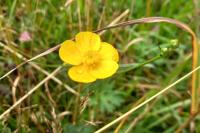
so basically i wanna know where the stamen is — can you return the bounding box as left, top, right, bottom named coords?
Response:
left=83, top=51, right=101, bottom=68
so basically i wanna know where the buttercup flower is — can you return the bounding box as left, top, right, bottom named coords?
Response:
left=59, top=32, right=119, bottom=83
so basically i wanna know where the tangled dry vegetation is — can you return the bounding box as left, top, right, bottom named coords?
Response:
left=0, top=0, right=200, bottom=133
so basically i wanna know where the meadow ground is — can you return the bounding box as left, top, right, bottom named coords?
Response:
left=0, top=0, right=200, bottom=133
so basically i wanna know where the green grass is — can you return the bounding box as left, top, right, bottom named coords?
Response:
left=0, top=0, right=200, bottom=133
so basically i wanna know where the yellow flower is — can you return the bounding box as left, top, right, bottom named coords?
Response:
left=59, top=32, right=119, bottom=83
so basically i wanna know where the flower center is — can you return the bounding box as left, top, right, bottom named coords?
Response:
left=83, top=51, right=101, bottom=68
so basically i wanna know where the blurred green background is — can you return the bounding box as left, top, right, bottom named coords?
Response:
left=0, top=0, right=200, bottom=132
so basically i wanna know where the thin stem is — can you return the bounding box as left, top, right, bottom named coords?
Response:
left=175, top=110, right=200, bottom=133
left=0, top=16, right=199, bottom=113
left=0, top=42, right=78, bottom=95
left=135, top=55, right=161, bottom=69
left=73, top=84, right=83, bottom=124
left=0, top=66, right=62, bottom=120
left=95, top=65, right=200, bottom=133
left=119, top=55, right=161, bottom=73
left=94, top=17, right=199, bottom=113
left=146, top=0, right=152, bottom=17
left=114, top=94, right=148, bottom=133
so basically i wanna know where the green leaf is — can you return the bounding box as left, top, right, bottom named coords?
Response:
left=0, top=123, right=12, bottom=133
left=89, top=80, right=125, bottom=113
left=63, top=124, right=94, bottom=133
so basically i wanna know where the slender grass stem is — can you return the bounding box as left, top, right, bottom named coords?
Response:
left=0, top=66, right=62, bottom=120
left=95, top=65, right=200, bottom=133
left=134, top=55, right=161, bottom=69
left=0, top=16, right=199, bottom=115
left=73, top=84, right=83, bottom=124
left=118, top=55, right=161, bottom=73
left=8, top=0, right=18, bottom=24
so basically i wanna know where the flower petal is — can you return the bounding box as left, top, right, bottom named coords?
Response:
left=59, top=40, right=83, bottom=65
left=75, top=32, right=101, bottom=52
left=68, top=65, right=96, bottom=83
left=90, top=60, right=118, bottom=79
left=99, top=42, right=119, bottom=62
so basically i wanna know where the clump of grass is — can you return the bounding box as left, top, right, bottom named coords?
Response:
left=0, top=0, right=200, bottom=133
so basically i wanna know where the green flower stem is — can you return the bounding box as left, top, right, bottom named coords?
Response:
left=134, top=55, right=161, bottom=69
left=118, top=39, right=179, bottom=74
left=73, top=84, right=83, bottom=124
left=118, top=55, right=161, bottom=74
